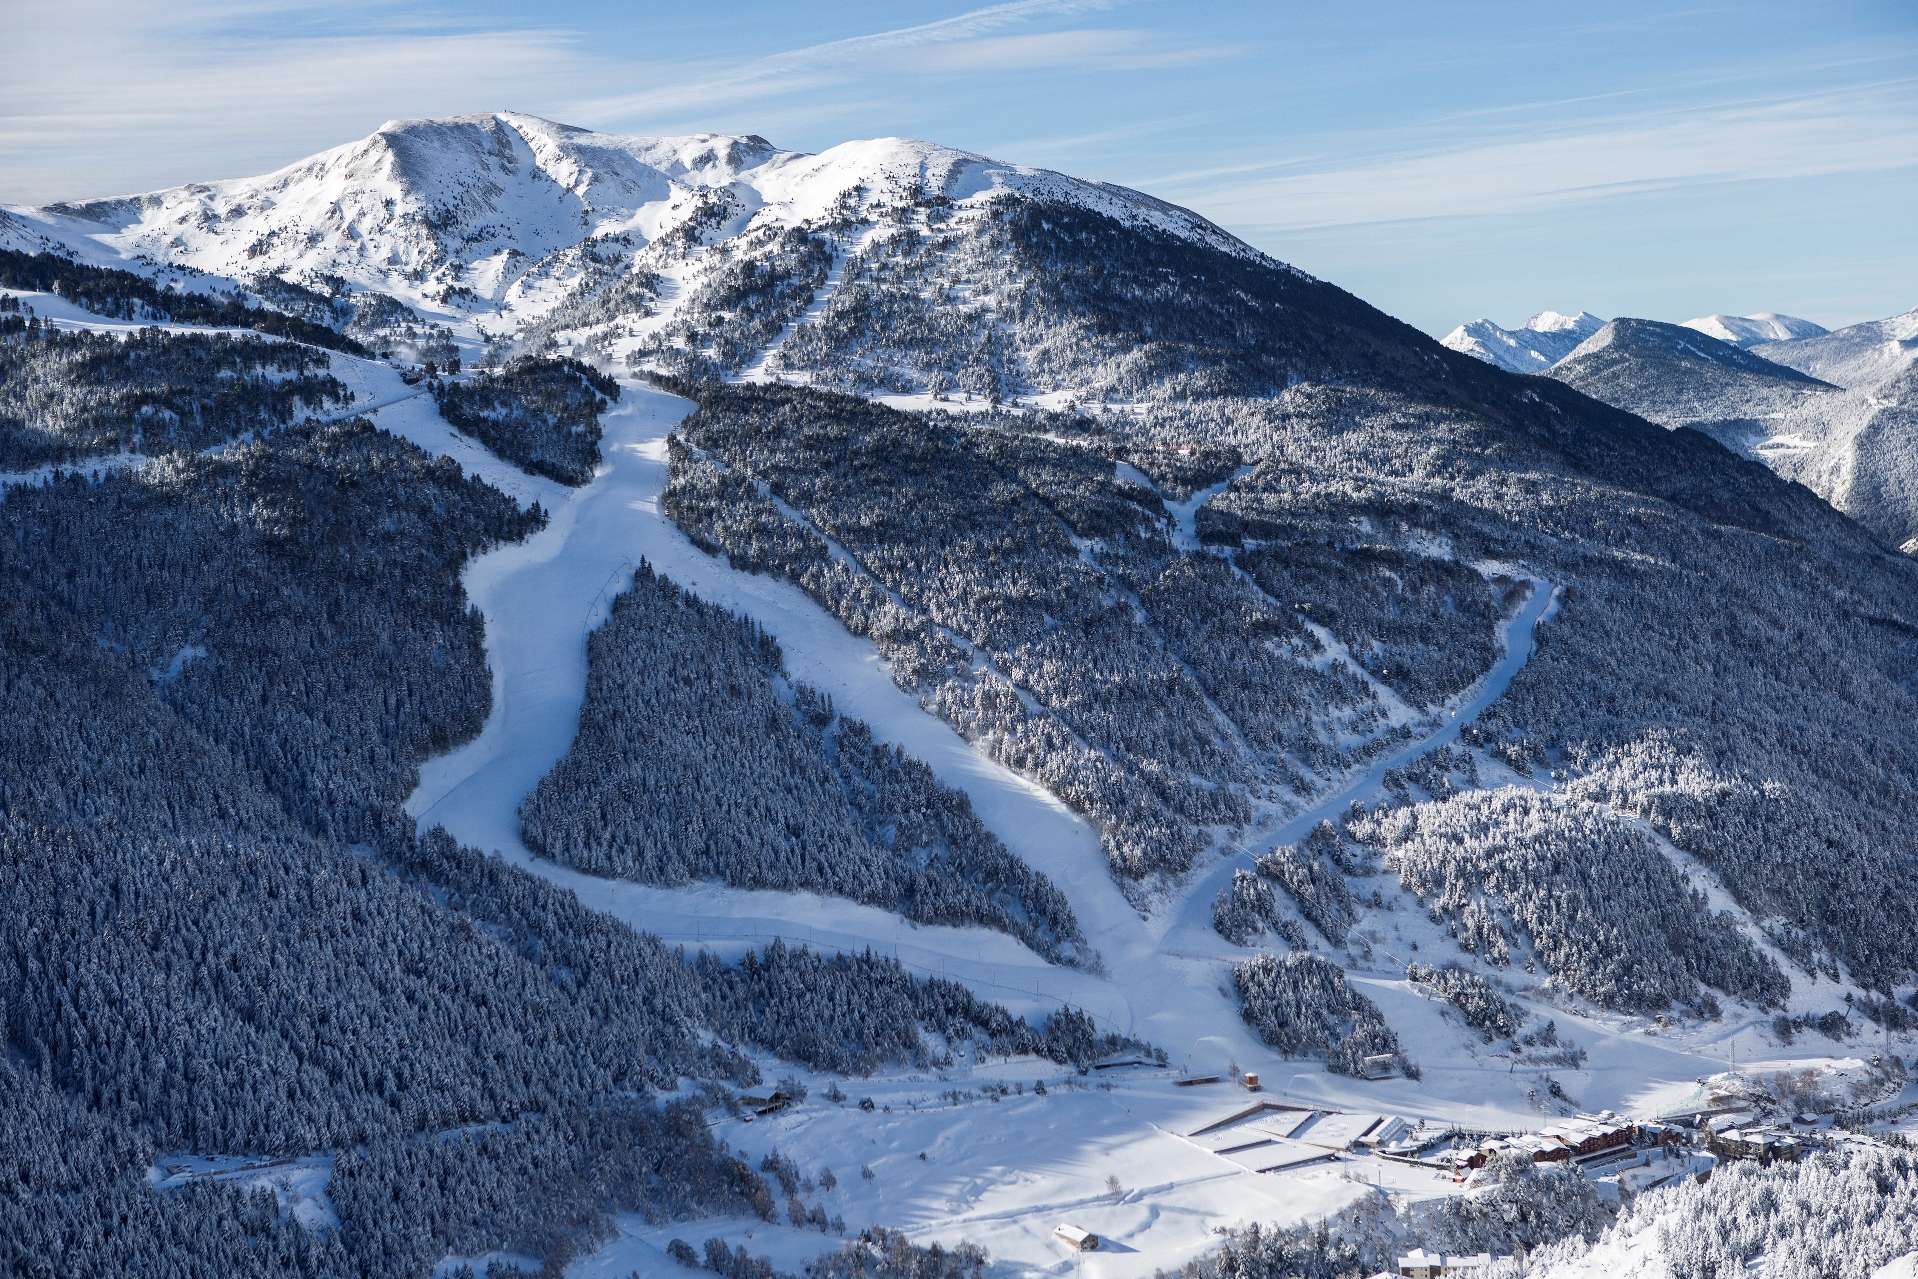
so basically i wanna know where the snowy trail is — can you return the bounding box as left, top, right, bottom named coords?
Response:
left=404, top=383, right=1133, bottom=1027
left=403, top=380, right=1564, bottom=1070
left=394, top=380, right=1747, bottom=1274
left=1157, top=580, right=1561, bottom=957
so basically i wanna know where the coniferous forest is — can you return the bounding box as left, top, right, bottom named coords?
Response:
left=0, top=405, right=1122, bottom=1277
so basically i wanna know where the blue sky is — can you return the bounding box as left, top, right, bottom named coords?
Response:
left=5, top=0, right=1915, bottom=335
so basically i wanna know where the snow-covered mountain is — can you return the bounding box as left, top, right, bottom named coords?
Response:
left=1543, top=316, right=1836, bottom=430
left=11, top=109, right=1918, bottom=1279
left=1439, top=310, right=1604, bottom=373
left=1749, top=306, right=1918, bottom=390
left=1, top=111, right=1261, bottom=378
left=1540, top=311, right=1918, bottom=548
left=1679, top=312, right=1827, bottom=349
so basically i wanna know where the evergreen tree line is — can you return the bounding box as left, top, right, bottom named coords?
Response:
left=1209, top=822, right=1362, bottom=949
left=485, top=233, right=659, bottom=362
left=1351, top=788, right=1789, bottom=1014
left=694, top=939, right=1151, bottom=1076
left=0, top=318, right=345, bottom=469
left=0, top=248, right=369, bottom=354
left=1233, top=951, right=1411, bottom=1077
left=1405, top=963, right=1528, bottom=1040
left=1165, top=1153, right=1609, bottom=1279
left=433, top=355, right=616, bottom=485
left=520, top=561, right=1087, bottom=964
left=0, top=414, right=1136, bottom=1276
left=805, top=1227, right=989, bottom=1279
left=1525, top=1147, right=1918, bottom=1279
left=655, top=380, right=1497, bottom=881
left=635, top=224, right=836, bottom=379
left=662, top=1223, right=993, bottom=1279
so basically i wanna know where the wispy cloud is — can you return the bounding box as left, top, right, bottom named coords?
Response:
left=0, top=1, right=593, bottom=200
left=568, top=0, right=1151, bottom=123
left=0, top=0, right=1190, bottom=202
left=1157, top=81, right=1918, bottom=235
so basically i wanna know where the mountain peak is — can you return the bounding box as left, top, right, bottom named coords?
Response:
left=1560, top=316, right=1832, bottom=382
left=1440, top=309, right=1604, bottom=373
left=1524, top=309, right=1603, bottom=334
left=2, top=112, right=1269, bottom=323
left=1680, top=312, right=1828, bottom=349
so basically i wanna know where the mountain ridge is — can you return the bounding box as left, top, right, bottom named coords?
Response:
left=1439, top=310, right=1605, bottom=373
left=1681, top=311, right=1828, bottom=349
left=0, top=111, right=1269, bottom=326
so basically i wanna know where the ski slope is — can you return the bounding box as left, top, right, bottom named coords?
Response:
left=385, top=376, right=1804, bottom=1275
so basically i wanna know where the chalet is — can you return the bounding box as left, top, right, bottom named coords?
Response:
left=1452, top=1117, right=1644, bottom=1180
left=1055, top=1224, right=1099, bottom=1252
left=1540, top=1120, right=1631, bottom=1160
left=1399, top=1249, right=1503, bottom=1279
left=1454, top=1134, right=1570, bottom=1178
left=738, top=1089, right=790, bottom=1116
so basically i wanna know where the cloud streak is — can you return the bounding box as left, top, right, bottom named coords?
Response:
left=568, top=0, right=1161, bottom=123
left=1156, top=81, right=1918, bottom=236
left=0, top=0, right=1187, bottom=202
left=0, top=2, right=595, bottom=201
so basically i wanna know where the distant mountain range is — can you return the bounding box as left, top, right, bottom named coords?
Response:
left=1439, top=310, right=1604, bottom=373
left=1445, top=302, right=1917, bottom=550
left=1543, top=316, right=1838, bottom=433
left=1749, top=308, right=1918, bottom=390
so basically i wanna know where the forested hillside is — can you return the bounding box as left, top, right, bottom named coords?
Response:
left=522, top=562, right=1087, bottom=963
left=0, top=414, right=1121, bottom=1277
left=662, top=381, right=1501, bottom=883
left=659, top=350, right=1918, bottom=996
left=0, top=315, right=346, bottom=469
left=433, top=355, right=617, bottom=484
left=1164, top=387, right=1918, bottom=993
left=8, top=110, right=1918, bottom=1277
left=1525, top=1147, right=1918, bottom=1279
left=767, top=197, right=1471, bottom=402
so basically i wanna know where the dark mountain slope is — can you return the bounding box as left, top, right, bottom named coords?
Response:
left=1177, top=384, right=1918, bottom=991
left=1542, top=316, right=1839, bottom=439
left=665, top=360, right=1918, bottom=992
left=763, top=197, right=1862, bottom=551
left=0, top=416, right=1123, bottom=1277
